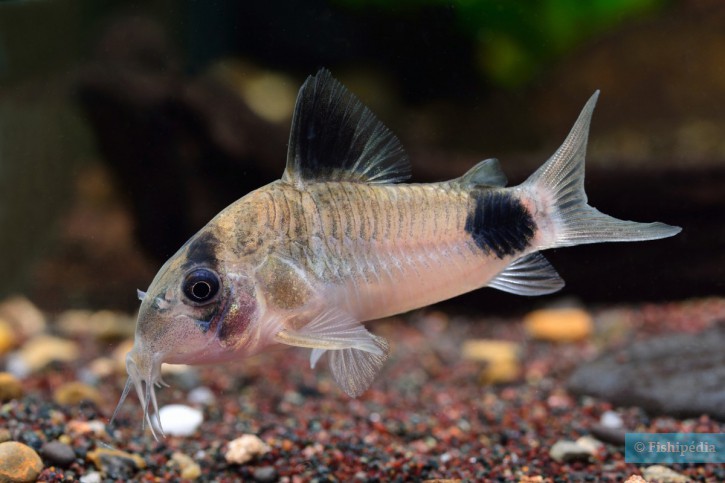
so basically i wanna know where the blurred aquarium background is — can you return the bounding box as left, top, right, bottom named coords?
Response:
left=0, top=0, right=722, bottom=314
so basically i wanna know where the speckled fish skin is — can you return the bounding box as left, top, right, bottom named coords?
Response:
left=113, top=69, right=681, bottom=438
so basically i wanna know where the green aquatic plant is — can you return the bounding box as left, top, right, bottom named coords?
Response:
left=336, top=0, right=666, bottom=86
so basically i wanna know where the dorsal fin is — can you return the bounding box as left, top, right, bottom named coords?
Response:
left=282, top=69, right=411, bottom=187
left=458, top=158, right=507, bottom=187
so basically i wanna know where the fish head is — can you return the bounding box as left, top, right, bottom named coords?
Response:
left=112, top=229, right=261, bottom=438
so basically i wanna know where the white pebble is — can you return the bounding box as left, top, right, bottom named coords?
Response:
left=576, top=435, right=603, bottom=454
left=600, top=410, right=623, bottom=428
left=79, top=471, right=102, bottom=483
left=550, top=440, right=594, bottom=462
left=188, top=386, right=216, bottom=405
left=5, top=352, right=30, bottom=379
left=86, top=420, right=107, bottom=436
left=157, top=404, right=204, bottom=436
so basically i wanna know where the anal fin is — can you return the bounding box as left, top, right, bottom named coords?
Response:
left=487, top=252, right=564, bottom=296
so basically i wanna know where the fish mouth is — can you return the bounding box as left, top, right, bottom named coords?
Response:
left=109, top=347, right=168, bottom=440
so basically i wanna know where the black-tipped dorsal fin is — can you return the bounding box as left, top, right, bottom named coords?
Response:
left=458, top=158, right=507, bottom=187
left=282, top=69, right=411, bottom=187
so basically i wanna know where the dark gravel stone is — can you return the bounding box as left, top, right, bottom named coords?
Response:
left=568, top=325, right=725, bottom=420
left=41, top=441, right=76, bottom=467
left=590, top=424, right=626, bottom=446
left=253, top=466, right=278, bottom=482
left=18, top=431, right=44, bottom=451
left=102, top=455, right=137, bottom=480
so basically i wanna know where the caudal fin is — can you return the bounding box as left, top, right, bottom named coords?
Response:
left=523, top=91, right=681, bottom=250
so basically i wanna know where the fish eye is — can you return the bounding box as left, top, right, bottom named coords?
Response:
left=182, top=269, right=220, bottom=304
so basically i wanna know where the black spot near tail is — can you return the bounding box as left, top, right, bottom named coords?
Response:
left=465, top=189, right=536, bottom=258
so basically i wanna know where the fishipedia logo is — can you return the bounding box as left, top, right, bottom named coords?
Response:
left=625, top=433, right=724, bottom=463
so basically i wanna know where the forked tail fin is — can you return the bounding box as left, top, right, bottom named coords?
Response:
left=523, top=91, right=681, bottom=250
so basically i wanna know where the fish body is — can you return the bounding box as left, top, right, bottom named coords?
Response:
left=209, top=179, right=531, bottom=322
left=115, top=70, right=681, bottom=437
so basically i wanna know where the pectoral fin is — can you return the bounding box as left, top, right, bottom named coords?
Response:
left=274, top=308, right=389, bottom=397
left=275, top=308, right=380, bottom=352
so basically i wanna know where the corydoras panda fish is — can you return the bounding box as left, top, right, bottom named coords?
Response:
left=112, top=69, right=681, bottom=438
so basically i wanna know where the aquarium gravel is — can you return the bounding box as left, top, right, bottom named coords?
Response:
left=0, top=297, right=723, bottom=481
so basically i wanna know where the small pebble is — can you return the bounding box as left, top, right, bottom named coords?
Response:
left=624, top=477, right=647, bottom=483
left=462, top=339, right=518, bottom=362
left=66, top=419, right=107, bottom=437
left=600, top=410, right=624, bottom=428
left=461, top=339, right=520, bottom=384
left=188, top=386, right=216, bottom=405
left=253, top=466, right=278, bottom=482
left=79, top=471, right=102, bottom=483
left=0, top=319, right=17, bottom=354
left=158, top=405, right=204, bottom=437
left=86, top=448, right=145, bottom=479
left=236, top=70, right=297, bottom=123
left=0, top=429, right=11, bottom=443
left=11, top=335, right=79, bottom=375
left=0, top=296, right=46, bottom=338
left=53, top=381, right=103, bottom=406
left=642, top=465, right=691, bottom=483
left=162, top=364, right=201, bottom=390
left=225, top=434, right=270, bottom=464
left=0, top=441, right=44, bottom=482
left=56, top=309, right=135, bottom=340
left=181, top=463, right=202, bottom=480
left=479, top=358, right=520, bottom=385
left=18, top=431, right=43, bottom=451
left=575, top=435, right=603, bottom=455
left=549, top=440, right=594, bottom=462
left=40, top=441, right=76, bottom=468
left=171, top=452, right=201, bottom=480
left=4, top=355, right=29, bottom=379
left=112, top=339, right=134, bottom=369
left=87, top=357, right=117, bottom=379
left=524, top=308, right=593, bottom=342
left=161, top=362, right=193, bottom=375
left=0, top=372, right=23, bottom=402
